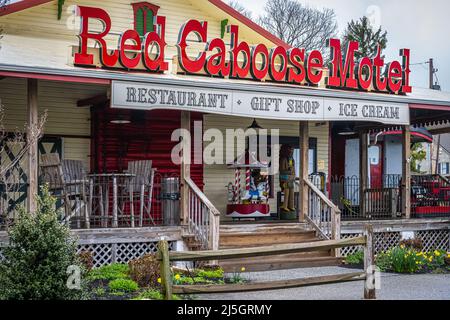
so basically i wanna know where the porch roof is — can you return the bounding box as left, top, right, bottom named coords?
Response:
left=1, top=62, right=450, bottom=109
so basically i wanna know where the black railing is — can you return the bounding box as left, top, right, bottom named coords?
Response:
left=331, top=174, right=450, bottom=220
left=411, top=175, right=450, bottom=218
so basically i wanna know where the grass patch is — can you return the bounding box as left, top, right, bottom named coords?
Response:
left=108, top=279, right=139, bottom=293
left=88, top=264, right=130, bottom=281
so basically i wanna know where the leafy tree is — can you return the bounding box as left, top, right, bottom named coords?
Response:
left=342, top=16, right=388, bottom=60
left=259, top=0, right=337, bottom=53
left=410, top=143, right=427, bottom=173
left=0, top=186, right=86, bottom=300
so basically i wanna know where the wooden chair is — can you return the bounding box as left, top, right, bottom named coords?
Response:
left=125, top=160, right=156, bottom=227
left=40, top=154, right=88, bottom=227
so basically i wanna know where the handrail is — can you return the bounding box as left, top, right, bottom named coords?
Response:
left=304, top=178, right=341, bottom=214
left=167, top=236, right=366, bottom=262
left=184, top=177, right=220, bottom=251
left=184, top=177, right=220, bottom=217
left=157, top=225, right=375, bottom=300
left=300, top=178, right=341, bottom=257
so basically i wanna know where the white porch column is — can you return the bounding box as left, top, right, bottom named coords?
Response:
left=180, top=111, right=191, bottom=225
left=299, top=121, right=309, bottom=222
left=402, top=126, right=411, bottom=219
left=27, top=78, right=39, bottom=214
left=359, top=132, right=368, bottom=218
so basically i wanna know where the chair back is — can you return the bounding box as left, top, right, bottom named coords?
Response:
left=127, top=160, right=152, bottom=190
left=62, top=160, right=86, bottom=194
left=40, top=153, right=64, bottom=190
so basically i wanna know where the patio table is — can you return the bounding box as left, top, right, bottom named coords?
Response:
left=87, top=173, right=136, bottom=228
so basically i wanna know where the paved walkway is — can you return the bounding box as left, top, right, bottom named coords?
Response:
left=197, top=267, right=450, bottom=300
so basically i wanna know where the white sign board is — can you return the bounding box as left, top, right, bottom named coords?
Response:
left=111, top=81, right=410, bottom=125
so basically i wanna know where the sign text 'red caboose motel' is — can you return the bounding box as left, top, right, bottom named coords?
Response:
left=74, top=6, right=412, bottom=95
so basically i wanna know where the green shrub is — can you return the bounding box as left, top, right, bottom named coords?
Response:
left=108, top=279, right=139, bottom=293
left=88, top=264, right=129, bottom=281
left=389, top=246, right=421, bottom=273
left=376, top=246, right=447, bottom=274
left=196, top=268, right=224, bottom=279
left=375, top=252, right=392, bottom=272
left=345, top=250, right=364, bottom=265
left=0, top=186, right=85, bottom=300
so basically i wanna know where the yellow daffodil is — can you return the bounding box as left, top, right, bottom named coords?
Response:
left=175, top=274, right=181, bottom=280
left=400, top=245, right=405, bottom=249
left=434, top=250, right=441, bottom=257
left=157, top=278, right=162, bottom=284
left=429, top=257, right=433, bottom=262
left=241, top=267, right=246, bottom=272
left=447, top=253, right=450, bottom=258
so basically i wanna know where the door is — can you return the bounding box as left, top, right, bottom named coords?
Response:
left=368, top=144, right=383, bottom=189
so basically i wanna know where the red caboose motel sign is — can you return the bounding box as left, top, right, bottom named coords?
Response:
left=74, top=6, right=412, bottom=95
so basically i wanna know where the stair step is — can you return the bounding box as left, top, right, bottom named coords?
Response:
left=220, top=256, right=343, bottom=272
left=220, top=231, right=317, bottom=248
left=220, top=224, right=311, bottom=235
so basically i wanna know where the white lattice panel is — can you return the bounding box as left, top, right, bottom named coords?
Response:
left=374, top=232, right=401, bottom=254
left=416, top=230, right=450, bottom=252
left=77, top=241, right=175, bottom=267
left=77, top=243, right=113, bottom=268
left=340, top=233, right=363, bottom=256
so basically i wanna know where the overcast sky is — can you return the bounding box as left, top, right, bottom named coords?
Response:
left=236, top=0, right=450, bottom=92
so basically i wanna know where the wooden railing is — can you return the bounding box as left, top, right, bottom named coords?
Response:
left=303, top=178, right=341, bottom=256
left=184, top=177, right=220, bottom=251
left=157, top=225, right=375, bottom=300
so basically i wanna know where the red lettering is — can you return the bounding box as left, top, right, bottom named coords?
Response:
left=306, top=50, right=323, bottom=85
left=387, top=61, right=402, bottom=93
left=287, top=48, right=306, bottom=84
left=118, top=29, right=141, bottom=69
left=177, top=20, right=208, bottom=73
left=372, top=46, right=387, bottom=92
left=327, top=39, right=358, bottom=89
left=143, top=16, right=168, bottom=72
left=250, top=44, right=269, bottom=80
left=269, top=46, right=287, bottom=82
left=229, top=25, right=251, bottom=79
left=358, top=57, right=373, bottom=90
left=74, top=6, right=118, bottom=67
left=400, top=49, right=412, bottom=94
left=205, top=38, right=230, bottom=77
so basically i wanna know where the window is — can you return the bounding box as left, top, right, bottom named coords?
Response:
left=439, top=162, right=450, bottom=175
left=131, top=2, right=160, bottom=36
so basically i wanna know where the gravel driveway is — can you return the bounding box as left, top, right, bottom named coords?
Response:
left=196, top=266, right=450, bottom=300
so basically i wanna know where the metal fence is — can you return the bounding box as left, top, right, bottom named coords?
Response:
left=331, top=174, right=450, bottom=220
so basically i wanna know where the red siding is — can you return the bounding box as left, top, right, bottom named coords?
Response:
left=91, top=106, right=204, bottom=189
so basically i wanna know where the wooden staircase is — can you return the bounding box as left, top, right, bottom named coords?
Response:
left=219, top=222, right=343, bottom=272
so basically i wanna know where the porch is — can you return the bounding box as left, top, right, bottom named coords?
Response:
left=1, top=76, right=450, bottom=269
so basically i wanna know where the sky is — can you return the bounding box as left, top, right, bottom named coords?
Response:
left=235, top=0, right=450, bottom=92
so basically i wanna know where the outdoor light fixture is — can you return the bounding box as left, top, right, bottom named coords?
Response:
left=110, top=115, right=131, bottom=124
left=247, top=118, right=263, bottom=130
left=338, top=125, right=356, bottom=136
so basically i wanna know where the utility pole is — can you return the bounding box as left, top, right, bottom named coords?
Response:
left=429, top=58, right=434, bottom=89
left=428, top=58, right=440, bottom=90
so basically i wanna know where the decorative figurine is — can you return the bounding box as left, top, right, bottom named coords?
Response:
left=279, top=144, right=296, bottom=213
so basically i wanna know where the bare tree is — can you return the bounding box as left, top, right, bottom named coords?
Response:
left=0, top=0, right=10, bottom=50
left=259, top=0, right=338, bottom=53
left=228, top=0, right=252, bottom=19
left=0, top=102, right=47, bottom=229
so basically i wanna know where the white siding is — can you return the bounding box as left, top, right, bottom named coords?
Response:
left=203, top=114, right=329, bottom=218
left=0, top=77, right=107, bottom=170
